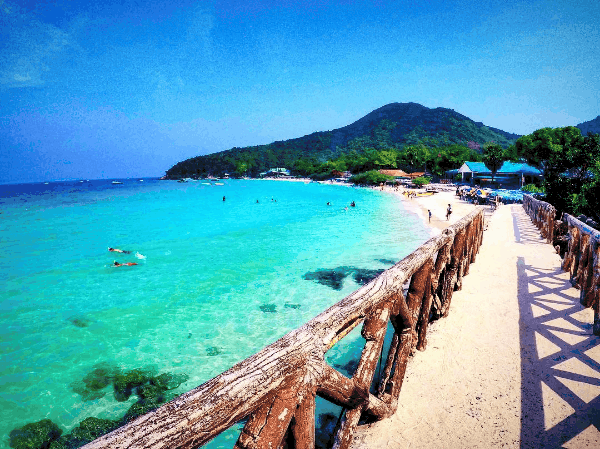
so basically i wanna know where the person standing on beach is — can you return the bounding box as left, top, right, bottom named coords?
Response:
left=428, top=209, right=432, bottom=223
left=446, top=204, right=452, bottom=221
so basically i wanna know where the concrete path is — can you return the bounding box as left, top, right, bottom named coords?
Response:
left=350, top=204, right=600, bottom=448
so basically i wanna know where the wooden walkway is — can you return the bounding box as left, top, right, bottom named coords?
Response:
left=350, top=204, right=600, bottom=448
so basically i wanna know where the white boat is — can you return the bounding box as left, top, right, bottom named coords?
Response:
left=112, top=181, right=123, bottom=184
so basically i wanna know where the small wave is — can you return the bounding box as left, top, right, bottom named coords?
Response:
left=135, top=252, right=146, bottom=260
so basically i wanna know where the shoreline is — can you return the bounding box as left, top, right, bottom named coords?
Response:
left=378, top=184, right=482, bottom=235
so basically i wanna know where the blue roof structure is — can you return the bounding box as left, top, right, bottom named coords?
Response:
left=462, top=162, right=491, bottom=174
left=497, top=162, right=542, bottom=175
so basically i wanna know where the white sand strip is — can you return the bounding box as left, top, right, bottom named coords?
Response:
left=349, top=203, right=600, bottom=448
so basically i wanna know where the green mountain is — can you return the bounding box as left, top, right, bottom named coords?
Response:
left=165, top=102, right=521, bottom=178
left=577, top=115, right=600, bottom=136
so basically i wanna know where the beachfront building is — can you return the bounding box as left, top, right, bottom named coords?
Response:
left=457, top=162, right=491, bottom=184
left=455, top=161, right=542, bottom=188
left=260, top=168, right=291, bottom=178
left=496, top=162, right=543, bottom=188
left=378, top=169, right=410, bottom=179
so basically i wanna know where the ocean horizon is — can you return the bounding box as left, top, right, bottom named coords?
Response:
left=0, top=178, right=431, bottom=448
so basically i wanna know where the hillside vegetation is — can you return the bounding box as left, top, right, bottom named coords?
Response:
left=165, top=102, right=520, bottom=179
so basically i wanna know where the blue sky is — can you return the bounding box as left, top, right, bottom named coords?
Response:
left=1, top=0, right=598, bottom=183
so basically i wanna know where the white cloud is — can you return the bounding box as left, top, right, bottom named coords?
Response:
left=0, top=2, right=76, bottom=88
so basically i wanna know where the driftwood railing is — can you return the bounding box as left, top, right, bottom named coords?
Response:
left=522, top=193, right=555, bottom=244
left=523, top=194, right=600, bottom=335
left=83, top=208, right=485, bottom=449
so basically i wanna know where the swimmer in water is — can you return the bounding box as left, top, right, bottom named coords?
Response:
left=108, top=247, right=131, bottom=254
left=112, top=260, right=137, bottom=267
left=350, top=201, right=356, bottom=207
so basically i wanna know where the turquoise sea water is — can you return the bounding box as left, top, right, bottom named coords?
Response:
left=0, top=178, right=430, bottom=448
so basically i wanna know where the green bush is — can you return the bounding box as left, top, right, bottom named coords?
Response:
left=349, top=171, right=393, bottom=185
left=412, top=176, right=431, bottom=187
left=521, top=184, right=545, bottom=193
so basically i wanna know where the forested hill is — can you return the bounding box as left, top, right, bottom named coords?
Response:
left=165, top=102, right=521, bottom=179
left=577, top=115, right=600, bottom=136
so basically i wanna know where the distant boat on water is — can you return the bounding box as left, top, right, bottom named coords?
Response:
left=112, top=181, right=123, bottom=184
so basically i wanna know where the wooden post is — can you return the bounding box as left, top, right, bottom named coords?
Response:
left=290, top=388, right=316, bottom=449
left=405, top=259, right=434, bottom=353
left=431, top=239, right=452, bottom=320
left=439, top=228, right=467, bottom=317
left=594, top=300, right=600, bottom=337
left=235, top=379, right=299, bottom=449
left=377, top=333, right=398, bottom=396
left=317, top=363, right=392, bottom=420
left=387, top=328, right=413, bottom=410
left=562, top=226, right=580, bottom=274
left=574, top=235, right=591, bottom=290
left=333, top=306, right=391, bottom=449
left=584, top=242, right=600, bottom=311
left=416, top=259, right=435, bottom=351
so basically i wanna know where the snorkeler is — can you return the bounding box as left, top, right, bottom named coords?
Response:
left=112, top=261, right=137, bottom=267
left=108, top=247, right=131, bottom=254
left=350, top=201, right=356, bottom=207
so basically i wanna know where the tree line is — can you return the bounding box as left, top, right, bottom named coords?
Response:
left=288, top=126, right=600, bottom=223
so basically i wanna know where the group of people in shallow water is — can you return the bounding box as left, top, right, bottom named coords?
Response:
left=327, top=201, right=356, bottom=210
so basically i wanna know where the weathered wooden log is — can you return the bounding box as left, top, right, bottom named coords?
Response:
left=594, top=300, right=600, bottom=337
left=562, top=226, right=580, bottom=275
left=523, top=194, right=556, bottom=244
left=387, top=328, right=413, bottom=411
left=556, top=213, right=600, bottom=335
left=584, top=243, right=600, bottom=310
left=462, top=220, right=475, bottom=277
left=547, top=206, right=555, bottom=244
left=457, top=220, right=474, bottom=286
left=439, top=228, right=468, bottom=317
left=317, top=363, right=392, bottom=420
left=430, top=239, right=453, bottom=320
left=417, top=258, right=435, bottom=351
left=290, top=388, right=316, bottom=449
left=318, top=363, right=368, bottom=409
left=405, top=260, right=434, bottom=354
left=235, top=377, right=298, bottom=449
left=376, top=333, right=398, bottom=396
left=574, top=234, right=591, bottom=290
left=332, top=306, right=391, bottom=449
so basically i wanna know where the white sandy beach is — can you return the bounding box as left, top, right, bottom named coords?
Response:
left=348, top=187, right=600, bottom=448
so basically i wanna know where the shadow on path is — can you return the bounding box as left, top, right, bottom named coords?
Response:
left=515, top=207, right=600, bottom=448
